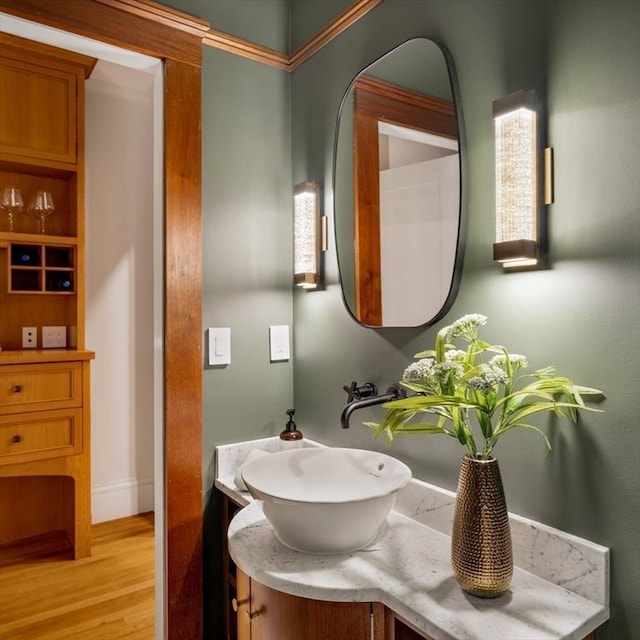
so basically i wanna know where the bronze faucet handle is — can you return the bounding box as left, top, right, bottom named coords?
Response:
left=342, top=380, right=377, bottom=403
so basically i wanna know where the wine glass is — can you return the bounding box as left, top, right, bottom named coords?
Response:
left=1, top=187, right=24, bottom=232
left=28, top=190, right=55, bottom=234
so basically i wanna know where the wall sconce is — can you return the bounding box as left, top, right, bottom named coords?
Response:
left=294, top=181, right=326, bottom=289
left=493, top=89, right=553, bottom=270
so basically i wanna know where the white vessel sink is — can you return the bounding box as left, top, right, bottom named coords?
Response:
left=241, top=447, right=411, bottom=554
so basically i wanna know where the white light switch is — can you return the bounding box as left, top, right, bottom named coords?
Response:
left=269, top=325, right=290, bottom=362
left=208, top=327, right=230, bottom=365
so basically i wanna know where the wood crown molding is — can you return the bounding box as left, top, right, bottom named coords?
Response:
left=94, top=0, right=210, bottom=36
left=0, top=0, right=379, bottom=69
left=287, top=0, right=383, bottom=71
left=203, top=0, right=383, bottom=71
left=107, top=0, right=382, bottom=71
left=202, top=28, right=289, bottom=70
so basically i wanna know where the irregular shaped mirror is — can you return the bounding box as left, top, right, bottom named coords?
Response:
left=334, top=39, right=465, bottom=327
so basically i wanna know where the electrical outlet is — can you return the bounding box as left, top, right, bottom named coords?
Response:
left=22, top=327, right=37, bottom=349
left=42, top=326, right=67, bottom=349
left=269, top=325, right=290, bottom=361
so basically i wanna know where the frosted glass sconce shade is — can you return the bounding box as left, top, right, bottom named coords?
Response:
left=294, top=181, right=325, bottom=289
left=493, top=89, right=540, bottom=269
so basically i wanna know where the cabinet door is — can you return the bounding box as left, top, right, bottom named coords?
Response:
left=236, top=567, right=251, bottom=640
left=0, top=57, right=78, bottom=164
left=247, top=577, right=372, bottom=640
left=391, top=615, right=434, bottom=640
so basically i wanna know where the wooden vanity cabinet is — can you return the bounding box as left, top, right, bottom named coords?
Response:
left=222, top=494, right=434, bottom=640
left=222, top=492, right=242, bottom=640
left=0, top=33, right=95, bottom=560
left=235, top=566, right=376, bottom=640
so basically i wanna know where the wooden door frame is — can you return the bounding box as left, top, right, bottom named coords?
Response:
left=0, top=1, right=206, bottom=637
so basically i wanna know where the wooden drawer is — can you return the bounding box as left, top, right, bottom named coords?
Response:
left=0, top=362, right=82, bottom=414
left=0, top=407, right=82, bottom=465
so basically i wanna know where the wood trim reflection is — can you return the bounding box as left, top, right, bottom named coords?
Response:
left=353, top=110, right=383, bottom=326
left=354, top=76, right=458, bottom=139
left=352, top=76, right=458, bottom=327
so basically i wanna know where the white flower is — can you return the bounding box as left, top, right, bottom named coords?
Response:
left=467, top=364, right=508, bottom=392
left=402, top=358, right=435, bottom=382
left=433, top=360, right=464, bottom=384
left=402, top=358, right=463, bottom=393
left=490, top=353, right=528, bottom=372
left=446, top=314, right=487, bottom=342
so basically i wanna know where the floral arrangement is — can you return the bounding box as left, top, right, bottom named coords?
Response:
left=367, top=314, right=603, bottom=460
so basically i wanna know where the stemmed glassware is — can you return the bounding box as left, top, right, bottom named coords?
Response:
left=1, top=187, right=24, bottom=232
left=28, top=190, right=55, bottom=234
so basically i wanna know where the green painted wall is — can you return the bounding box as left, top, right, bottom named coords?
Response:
left=199, top=45, right=293, bottom=491
left=289, top=0, right=354, bottom=52
left=291, top=2, right=639, bottom=640
left=161, top=1, right=638, bottom=637
left=161, top=0, right=289, bottom=51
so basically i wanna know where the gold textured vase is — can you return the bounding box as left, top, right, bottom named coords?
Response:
left=451, top=456, right=513, bottom=598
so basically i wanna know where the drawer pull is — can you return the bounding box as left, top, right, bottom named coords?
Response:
left=246, top=608, right=263, bottom=620
left=11, top=435, right=22, bottom=444
left=12, top=385, right=23, bottom=393
left=232, top=597, right=248, bottom=612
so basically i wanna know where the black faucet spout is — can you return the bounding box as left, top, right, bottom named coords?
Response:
left=340, top=385, right=404, bottom=429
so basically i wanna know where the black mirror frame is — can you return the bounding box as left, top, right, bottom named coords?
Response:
left=332, top=37, right=468, bottom=330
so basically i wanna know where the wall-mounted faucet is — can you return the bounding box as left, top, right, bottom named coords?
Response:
left=340, top=381, right=405, bottom=429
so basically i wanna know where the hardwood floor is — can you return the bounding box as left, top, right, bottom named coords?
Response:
left=0, top=512, right=155, bottom=640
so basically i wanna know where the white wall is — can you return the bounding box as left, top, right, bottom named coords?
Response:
left=85, top=62, right=155, bottom=523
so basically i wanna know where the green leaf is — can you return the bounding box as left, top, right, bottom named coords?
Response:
left=383, top=395, right=478, bottom=410
left=491, top=422, right=552, bottom=455
left=393, top=423, right=456, bottom=437
left=400, top=380, right=432, bottom=394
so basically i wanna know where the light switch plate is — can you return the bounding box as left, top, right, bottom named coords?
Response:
left=42, top=326, right=66, bottom=349
left=269, top=325, right=290, bottom=362
left=207, top=327, right=231, bottom=366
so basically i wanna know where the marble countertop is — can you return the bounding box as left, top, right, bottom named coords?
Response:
left=216, top=437, right=609, bottom=640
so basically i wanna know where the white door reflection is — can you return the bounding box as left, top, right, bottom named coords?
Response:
left=378, top=123, right=459, bottom=326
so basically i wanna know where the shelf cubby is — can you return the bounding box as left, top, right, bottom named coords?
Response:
left=7, top=242, right=75, bottom=294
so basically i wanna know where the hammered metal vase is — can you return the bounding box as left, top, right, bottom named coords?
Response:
left=451, top=456, right=513, bottom=598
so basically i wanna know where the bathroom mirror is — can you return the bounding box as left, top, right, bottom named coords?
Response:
left=334, top=38, right=465, bottom=327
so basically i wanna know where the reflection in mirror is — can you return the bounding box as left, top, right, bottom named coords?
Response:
left=334, top=39, right=465, bottom=327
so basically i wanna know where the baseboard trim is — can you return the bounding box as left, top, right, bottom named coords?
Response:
left=92, top=477, right=154, bottom=524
